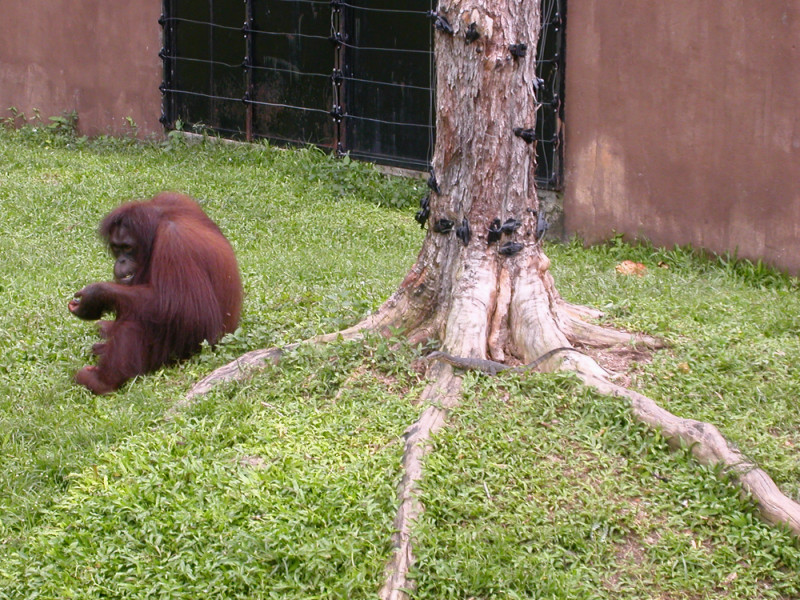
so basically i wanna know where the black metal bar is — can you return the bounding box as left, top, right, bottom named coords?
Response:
left=159, top=0, right=176, bottom=129
left=243, top=0, right=255, bottom=141
left=331, top=0, right=345, bottom=155
left=208, top=0, right=216, bottom=131
left=533, top=0, right=565, bottom=190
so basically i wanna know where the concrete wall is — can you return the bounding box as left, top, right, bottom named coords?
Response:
left=0, top=1, right=163, bottom=136
left=563, top=1, right=800, bottom=274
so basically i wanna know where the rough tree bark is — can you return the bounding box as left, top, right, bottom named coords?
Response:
left=187, top=1, right=800, bottom=598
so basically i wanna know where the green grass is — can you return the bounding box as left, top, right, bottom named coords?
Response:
left=412, top=375, right=800, bottom=599
left=0, top=339, right=423, bottom=599
left=0, top=125, right=799, bottom=598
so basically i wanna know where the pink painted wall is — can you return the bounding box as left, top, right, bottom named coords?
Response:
left=563, top=0, right=800, bottom=274
left=0, top=1, right=163, bottom=136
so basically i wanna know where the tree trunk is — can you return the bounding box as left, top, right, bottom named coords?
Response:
left=367, top=1, right=608, bottom=376
left=187, top=1, right=800, bottom=598
left=375, top=5, right=607, bottom=596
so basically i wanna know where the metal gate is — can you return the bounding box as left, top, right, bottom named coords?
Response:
left=160, top=0, right=564, bottom=187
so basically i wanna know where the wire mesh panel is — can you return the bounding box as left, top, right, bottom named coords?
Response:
left=340, top=1, right=434, bottom=170
left=535, top=0, right=564, bottom=189
left=161, top=0, right=564, bottom=187
left=248, top=0, right=335, bottom=147
left=161, top=1, right=248, bottom=138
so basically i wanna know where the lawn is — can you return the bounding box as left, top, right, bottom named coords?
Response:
left=0, top=124, right=798, bottom=599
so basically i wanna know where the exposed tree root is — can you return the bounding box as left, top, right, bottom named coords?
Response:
left=579, top=372, right=800, bottom=536
left=169, top=346, right=287, bottom=417
left=564, top=316, right=668, bottom=350
left=556, top=298, right=605, bottom=322
left=181, top=314, right=384, bottom=406
left=379, top=364, right=462, bottom=600
left=375, top=345, right=800, bottom=600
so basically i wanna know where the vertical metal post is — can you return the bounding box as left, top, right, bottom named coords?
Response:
left=208, top=0, right=216, bottom=128
left=552, top=0, right=565, bottom=189
left=159, top=0, right=175, bottom=129
left=330, top=0, right=345, bottom=155
left=243, top=0, right=255, bottom=141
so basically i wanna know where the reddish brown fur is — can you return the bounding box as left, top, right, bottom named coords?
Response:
left=69, top=193, right=242, bottom=394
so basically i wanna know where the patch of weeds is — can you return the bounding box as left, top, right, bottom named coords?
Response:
left=302, top=148, right=426, bottom=209
left=3, top=109, right=88, bottom=149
